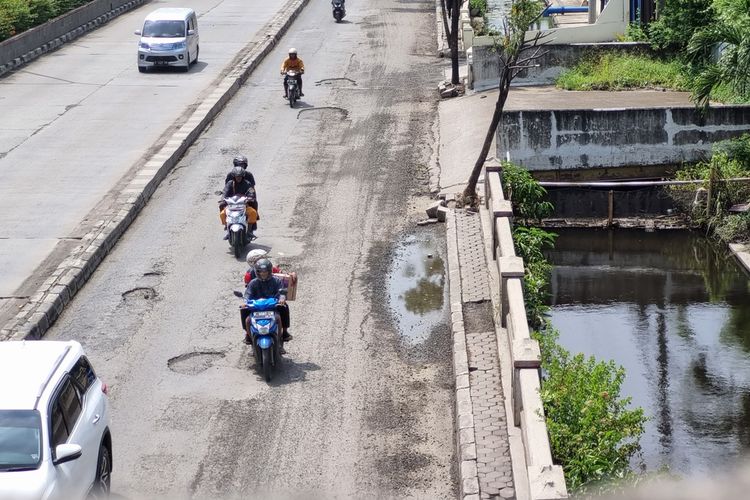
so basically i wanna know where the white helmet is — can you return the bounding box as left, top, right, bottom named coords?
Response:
left=288, top=48, right=297, bottom=55
left=246, top=249, right=267, bottom=266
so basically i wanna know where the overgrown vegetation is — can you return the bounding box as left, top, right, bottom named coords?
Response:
left=0, top=0, right=92, bottom=42
left=501, top=162, right=647, bottom=493
left=556, top=0, right=750, bottom=106
left=669, top=134, right=750, bottom=244
left=556, top=53, right=688, bottom=91
left=469, top=0, right=486, bottom=18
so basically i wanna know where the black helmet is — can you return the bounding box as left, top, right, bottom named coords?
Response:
left=231, top=166, right=244, bottom=178
left=233, top=155, right=248, bottom=169
left=255, top=258, right=273, bottom=279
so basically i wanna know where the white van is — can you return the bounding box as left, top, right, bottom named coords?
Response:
left=135, top=8, right=199, bottom=72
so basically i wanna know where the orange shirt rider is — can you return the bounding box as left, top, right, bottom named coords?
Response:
left=281, top=48, right=304, bottom=97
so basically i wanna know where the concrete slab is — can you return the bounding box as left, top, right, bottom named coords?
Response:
left=0, top=239, right=60, bottom=296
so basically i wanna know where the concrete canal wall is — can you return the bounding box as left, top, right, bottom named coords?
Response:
left=498, top=105, right=750, bottom=171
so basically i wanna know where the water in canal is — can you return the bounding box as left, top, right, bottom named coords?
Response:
left=546, top=228, right=750, bottom=476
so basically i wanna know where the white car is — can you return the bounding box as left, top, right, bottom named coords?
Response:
left=0, top=341, right=112, bottom=499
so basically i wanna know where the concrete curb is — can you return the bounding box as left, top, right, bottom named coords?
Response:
left=0, top=0, right=147, bottom=78
left=0, top=0, right=311, bottom=341
left=729, top=243, right=750, bottom=274
left=445, top=209, right=481, bottom=500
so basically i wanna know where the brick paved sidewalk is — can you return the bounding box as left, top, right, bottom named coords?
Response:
left=453, top=209, right=515, bottom=499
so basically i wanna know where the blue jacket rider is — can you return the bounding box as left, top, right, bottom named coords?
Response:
left=242, top=258, right=292, bottom=347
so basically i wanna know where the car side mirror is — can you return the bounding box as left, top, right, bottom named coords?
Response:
left=134, top=29, right=142, bottom=36
left=233, top=291, right=243, bottom=298
left=187, top=29, right=195, bottom=36
left=53, top=443, right=82, bottom=466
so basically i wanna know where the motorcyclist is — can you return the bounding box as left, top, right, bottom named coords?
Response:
left=224, top=155, right=256, bottom=187
left=244, top=249, right=280, bottom=285
left=220, top=166, right=258, bottom=240
left=243, top=258, right=292, bottom=346
left=224, top=155, right=258, bottom=212
left=280, top=48, right=304, bottom=98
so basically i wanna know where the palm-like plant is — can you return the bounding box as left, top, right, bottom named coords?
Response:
left=687, top=2, right=750, bottom=110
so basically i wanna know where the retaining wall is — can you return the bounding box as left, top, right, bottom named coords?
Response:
left=497, top=106, right=750, bottom=171
left=483, top=163, right=568, bottom=499
left=0, top=0, right=147, bottom=77
left=470, top=42, right=649, bottom=91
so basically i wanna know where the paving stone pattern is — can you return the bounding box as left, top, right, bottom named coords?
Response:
left=455, top=210, right=515, bottom=500
left=456, top=211, right=491, bottom=303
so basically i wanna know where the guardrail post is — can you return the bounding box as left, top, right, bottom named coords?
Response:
left=512, top=338, right=541, bottom=427
left=498, top=256, right=524, bottom=327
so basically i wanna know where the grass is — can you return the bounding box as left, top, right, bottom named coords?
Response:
left=556, top=54, right=690, bottom=91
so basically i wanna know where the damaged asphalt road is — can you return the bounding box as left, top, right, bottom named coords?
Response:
left=43, top=0, right=456, bottom=497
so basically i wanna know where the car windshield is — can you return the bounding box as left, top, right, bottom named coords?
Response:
left=0, top=410, right=42, bottom=471
left=142, top=20, right=185, bottom=38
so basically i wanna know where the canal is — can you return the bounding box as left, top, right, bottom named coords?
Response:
left=546, top=228, right=750, bottom=476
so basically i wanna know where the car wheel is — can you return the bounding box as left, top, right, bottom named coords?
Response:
left=90, top=444, right=111, bottom=498
left=138, top=65, right=147, bottom=73
left=182, top=54, right=190, bottom=72
left=194, top=46, right=199, bottom=64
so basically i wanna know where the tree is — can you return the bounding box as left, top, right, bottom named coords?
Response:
left=440, top=0, right=461, bottom=85
left=462, top=0, right=547, bottom=206
left=686, top=0, right=750, bottom=110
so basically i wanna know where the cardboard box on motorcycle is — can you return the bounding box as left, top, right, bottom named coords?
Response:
left=274, top=272, right=298, bottom=301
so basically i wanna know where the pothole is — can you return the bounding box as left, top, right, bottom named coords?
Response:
left=167, top=351, right=226, bottom=375
left=297, top=106, right=349, bottom=120
left=121, top=287, right=157, bottom=300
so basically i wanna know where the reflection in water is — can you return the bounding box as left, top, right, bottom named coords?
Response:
left=546, top=229, right=750, bottom=476
left=387, top=234, right=446, bottom=343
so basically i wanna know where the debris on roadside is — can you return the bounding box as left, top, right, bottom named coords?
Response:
left=438, top=81, right=465, bottom=99
left=417, top=218, right=440, bottom=226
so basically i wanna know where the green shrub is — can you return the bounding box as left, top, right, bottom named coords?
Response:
left=534, top=325, right=647, bottom=493
left=713, top=213, right=750, bottom=243
left=0, top=7, right=14, bottom=40
left=0, top=0, right=33, bottom=34
left=556, top=53, right=689, bottom=91
left=619, top=22, right=648, bottom=42
left=469, top=0, right=487, bottom=18
left=500, top=161, right=554, bottom=223
left=29, top=0, right=58, bottom=25
left=714, top=133, right=750, bottom=167
left=512, top=226, right=556, bottom=327
left=646, top=0, right=715, bottom=54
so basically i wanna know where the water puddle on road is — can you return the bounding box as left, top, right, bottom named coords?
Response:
left=387, top=232, right=446, bottom=344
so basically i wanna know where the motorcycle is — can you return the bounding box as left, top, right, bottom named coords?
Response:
left=285, top=70, right=301, bottom=108
left=332, top=0, right=345, bottom=22
left=235, top=293, right=284, bottom=382
left=223, top=194, right=254, bottom=258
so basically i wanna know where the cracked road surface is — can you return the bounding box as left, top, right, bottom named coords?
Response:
left=43, top=0, right=455, bottom=497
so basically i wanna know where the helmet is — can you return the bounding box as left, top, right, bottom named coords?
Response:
left=246, top=249, right=267, bottom=266
left=255, top=258, right=273, bottom=279
left=288, top=48, right=297, bottom=55
left=230, top=166, right=244, bottom=178
left=233, top=155, right=248, bottom=169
